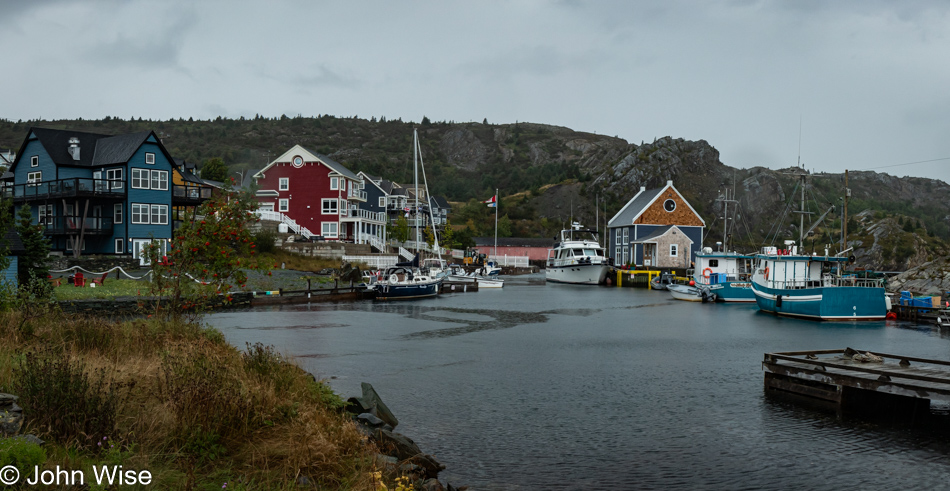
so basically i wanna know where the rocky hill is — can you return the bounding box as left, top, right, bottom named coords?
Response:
left=1, top=116, right=947, bottom=272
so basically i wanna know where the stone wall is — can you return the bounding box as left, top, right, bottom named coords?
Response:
left=48, top=254, right=142, bottom=274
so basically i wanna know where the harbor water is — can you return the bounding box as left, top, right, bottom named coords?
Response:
left=209, top=274, right=950, bottom=490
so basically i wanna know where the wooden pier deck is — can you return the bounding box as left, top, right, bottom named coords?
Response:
left=763, top=349, right=950, bottom=416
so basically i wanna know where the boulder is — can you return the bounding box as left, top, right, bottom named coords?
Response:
left=0, top=410, right=23, bottom=436
left=405, top=453, right=446, bottom=478
left=356, top=412, right=386, bottom=428
left=0, top=393, right=17, bottom=408
left=349, top=383, right=398, bottom=428
left=375, top=429, right=422, bottom=460
left=420, top=478, right=446, bottom=491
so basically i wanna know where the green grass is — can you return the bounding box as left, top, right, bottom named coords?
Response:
left=53, top=279, right=150, bottom=301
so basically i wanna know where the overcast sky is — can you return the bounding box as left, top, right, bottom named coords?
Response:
left=2, top=1, right=949, bottom=183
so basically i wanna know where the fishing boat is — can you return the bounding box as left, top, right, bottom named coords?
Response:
left=750, top=170, right=888, bottom=320
left=649, top=271, right=677, bottom=290
left=546, top=222, right=610, bottom=285
left=688, top=184, right=755, bottom=302
left=691, top=249, right=755, bottom=302
left=751, top=243, right=888, bottom=319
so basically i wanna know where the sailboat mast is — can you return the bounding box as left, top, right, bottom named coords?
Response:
left=799, top=173, right=805, bottom=250
left=413, top=129, right=420, bottom=248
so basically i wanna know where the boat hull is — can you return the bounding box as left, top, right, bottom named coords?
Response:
left=752, top=283, right=887, bottom=320
left=668, top=284, right=703, bottom=302
left=705, top=281, right=756, bottom=302
left=373, top=281, right=441, bottom=300
left=546, top=264, right=609, bottom=285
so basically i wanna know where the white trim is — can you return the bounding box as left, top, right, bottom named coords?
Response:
left=278, top=199, right=289, bottom=212
left=150, top=204, right=168, bottom=225
left=30, top=155, right=38, bottom=167
left=670, top=243, right=678, bottom=257
left=330, top=176, right=339, bottom=190
left=259, top=202, right=274, bottom=212
left=279, top=177, right=289, bottom=191
left=630, top=182, right=706, bottom=227
left=321, top=221, right=339, bottom=238
left=131, top=168, right=149, bottom=189
left=256, top=189, right=279, bottom=197
left=114, top=203, right=123, bottom=224
left=145, top=152, right=155, bottom=165
left=321, top=198, right=338, bottom=215
left=115, top=238, right=124, bottom=254
left=131, top=203, right=149, bottom=224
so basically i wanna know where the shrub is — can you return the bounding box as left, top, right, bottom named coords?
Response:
left=0, top=437, right=46, bottom=480
left=12, top=348, right=130, bottom=449
left=253, top=228, right=279, bottom=255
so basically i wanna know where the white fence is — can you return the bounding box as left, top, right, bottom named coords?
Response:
left=487, top=255, right=531, bottom=267
left=343, top=255, right=399, bottom=269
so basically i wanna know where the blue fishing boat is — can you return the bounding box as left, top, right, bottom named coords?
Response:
left=750, top=243, right=889, bottom=320
left=691, top=248, right=755, bottom=302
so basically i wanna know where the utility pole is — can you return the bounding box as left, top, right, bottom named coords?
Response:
left=843, top=169, right=849, bottom=251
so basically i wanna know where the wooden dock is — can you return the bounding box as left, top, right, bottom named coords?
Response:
left=763, top=349, right=950, bottom=418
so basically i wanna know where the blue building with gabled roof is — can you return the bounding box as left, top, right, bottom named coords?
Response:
left=2, top=127, right=211, bottom=262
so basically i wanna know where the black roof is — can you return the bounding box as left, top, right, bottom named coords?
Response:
left=13, top=127, right=164, bottom=171
left=3, top=228, right=25, bottom=254
left=429, top=195, right=451, bottom=209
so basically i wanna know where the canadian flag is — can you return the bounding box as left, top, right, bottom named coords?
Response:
left=481, top=195, right=496, bottom=204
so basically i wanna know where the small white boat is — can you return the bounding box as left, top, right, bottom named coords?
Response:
left=668, top=284, right=717, bottom=302
left=447, top=264, right=504, bottom=288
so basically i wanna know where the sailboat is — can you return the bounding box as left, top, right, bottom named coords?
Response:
left=374, top=129, right=444, bottom=300
left=690, top=184, right=755, bottom=302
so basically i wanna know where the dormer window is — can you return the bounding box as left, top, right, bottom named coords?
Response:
left=145, top=153, right=155, bottom=165
left=330, top=177, right=339, bottom=190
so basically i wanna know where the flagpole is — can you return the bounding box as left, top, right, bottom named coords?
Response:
left=494, top=188, right=498, bottom=258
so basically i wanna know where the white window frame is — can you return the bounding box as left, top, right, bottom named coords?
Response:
left=106, top=168, right=123, bottom=190
left=670, top=243, right=679, bottom=257
left=622, top=248, right=629, bottom=265
left=150, top=204, right=168, bottom=225
left=114, top=203, right=123, bottom=224
left=322, top=221, right=339, bottom=238
left=30, top=156, right=38, bottom=167
left=259, top=202, right=274, bottom=212
left=615, top=246, right=621, bottom=261
left=379, top=197, right=386, bottom=208
left=131, top=203, right=150, bottom=224
left=151, top=170, right=168, bottom=190
left=115, top=238, right=124, bottom=254
left=340, top=199, right=347, bottom=216
left=145, top=152, right=155, bottom=165
left=27, top=171, right=41, bottom=185
left=330, top=176, right=339, bottom=190
left=279, top=177, right=289, bottom=191
left=38, top=204, right=53, bottom=224
left=321, top=198, right=338, bottom=215
left=131, top=168, right=150, bottom=189
left=623, top=228, right=629, bottom=244
left=278, top=199, right=289, bottom=212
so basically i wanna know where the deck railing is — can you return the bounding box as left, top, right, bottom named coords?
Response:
left=256, top=209, right=316, bottom=238
left=343, top=254, right=399, bottom=269
left=3, top=178, right=125, bottom=201
left=488, top=255, right=531, bottom=267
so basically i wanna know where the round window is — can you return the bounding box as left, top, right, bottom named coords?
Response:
left=292, top=156, right=304, bottom=168
left=664, top=199, right=676, bottom=212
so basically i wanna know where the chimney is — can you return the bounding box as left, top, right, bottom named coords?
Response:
left=67, top=137, right=80, bottom=161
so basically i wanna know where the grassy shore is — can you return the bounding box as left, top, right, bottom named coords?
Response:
left=0, top=309, right=378, bottom=490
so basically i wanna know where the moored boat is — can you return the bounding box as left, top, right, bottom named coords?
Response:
left=691, top=248, right=755, bottom=302
left=373, top=263, right=442, bottom=300
left=750, top=243, right=889, bottom=320
left=546, top=222, right=610, bottom=285
left=668, top=284, right=716, bottom=302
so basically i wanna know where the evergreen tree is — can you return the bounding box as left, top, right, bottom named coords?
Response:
left=15, top=204, right=51, bottom=286
left=391, top=215, right=410, bottom=243
left=903, top=219, right=915, bottom=233
left=200, top=157, right=229, bottom=182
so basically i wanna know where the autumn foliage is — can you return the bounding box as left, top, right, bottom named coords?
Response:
left=146, top=189, right=269, bottom=318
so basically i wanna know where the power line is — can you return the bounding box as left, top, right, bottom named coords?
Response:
left=859, top=157, right=950, bottom=171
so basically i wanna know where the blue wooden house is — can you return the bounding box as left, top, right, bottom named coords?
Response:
left=607, top=181, right=705, bottom=268
left=2, top=128, right=211, bottom=262
left=1, top=228, right=24, bottom=288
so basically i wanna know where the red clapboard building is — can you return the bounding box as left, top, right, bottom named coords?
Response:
left=253, top=145, right=385, bottom=246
